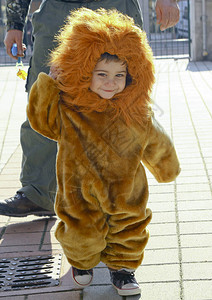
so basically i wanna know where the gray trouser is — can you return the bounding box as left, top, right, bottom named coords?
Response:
left=20, top=0, right=143, bottom=211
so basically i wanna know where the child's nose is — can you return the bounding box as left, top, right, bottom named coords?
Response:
left=105, top=78, right=115, bottom=86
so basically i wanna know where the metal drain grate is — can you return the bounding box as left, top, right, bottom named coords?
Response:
left=0, top=254, right=62, bottom=291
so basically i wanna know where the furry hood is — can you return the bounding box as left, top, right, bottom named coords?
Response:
left=49, top=8, right=155, bottom=124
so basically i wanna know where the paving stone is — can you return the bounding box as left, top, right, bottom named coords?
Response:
left=136, top=264, right=180, bottom=283
left=178, top=157, right=203, bottom=165
left=0, top=167, right=21, bottom=176
left=177, top=151, right=202, bottom=158
left=8, top=216, right=43, bottom=223
left=147, top=235, right=178, bottom=250
left=41, top=243, right=63, bottom=251
left=181, top=247, right=212, bottom=263
left=148, top=222, right=177, bottom=236
left=182, top=262, right=212, bottom=280
left=144, top=248, right=179, bottom=265
left=43, top=231, right=59, bottom=244
left=46, top=218, right=60, bottom=232
left=0, top=216, right=10, bottom=222
left=0, top=245, right=41, bottom=254
left=83, top=285, right=121, bottom=300
left=150, top=211, right=176, bottom=224
left=183, top=280, right=212, bottom=300
left=91, top=267, right=110, bottom=285
left=176, top=175, right=209, bottom=184
left=178, top=200, right=212, bottom=211
left=179, top=221, right=212, bottom=234
left=178, top=210, right=212, bottom=222
left=0, top=180, right=21, bottom=188
left=0, top=232, right=43, bottom=247
left=177, top=163, right=204, bottom=171
left=148, top=193, right=175, bottom=202
left=177, top=191, right=211, bottom=201
left=180, top=233, right=212, bottom=248
left=5, top=220, right=46, bottom=234
left=148, top=201, right=175, bottom=213
left=0, top=297, right=25, bottom=300
left=176, top=183, right=210, bottom=193
left=127, top=282, right=180, bottom=300
left=28, top=291, right=82, bottom=300
left=0, top=174, right=22, bottom=180
left=149, top=184, right=175, bottom=194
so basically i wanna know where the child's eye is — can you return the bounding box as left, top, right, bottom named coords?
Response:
left=116, top=74, right=125, bottom=78
left=97, top=73, right=107, bottom=77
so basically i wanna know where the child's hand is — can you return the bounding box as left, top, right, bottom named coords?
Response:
left=49, top=65, right=62, bottom=80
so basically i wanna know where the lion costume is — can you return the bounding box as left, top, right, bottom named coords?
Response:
left=27, top=8, right=180, bottom=270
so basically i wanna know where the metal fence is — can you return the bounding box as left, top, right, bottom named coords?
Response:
left=0, top=0, right=191, bottom=66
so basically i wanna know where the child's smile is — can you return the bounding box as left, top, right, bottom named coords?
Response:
left=90, top=59, right=127, bottom=99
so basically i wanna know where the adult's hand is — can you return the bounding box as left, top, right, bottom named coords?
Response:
left=156, top=0, right=180, bottom=31
left=4, top=29, right=25, bottom=59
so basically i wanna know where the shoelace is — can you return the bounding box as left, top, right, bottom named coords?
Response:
left=111, top=270, right=136, bottom=284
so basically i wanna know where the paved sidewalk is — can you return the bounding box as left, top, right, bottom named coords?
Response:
left=0, top=60, right=212, bottom=300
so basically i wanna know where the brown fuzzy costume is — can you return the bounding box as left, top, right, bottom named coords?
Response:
left=27, top=8, right=180, bottom=270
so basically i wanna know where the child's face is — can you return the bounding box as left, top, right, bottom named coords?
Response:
left=90, top=59, right=127, bottom=99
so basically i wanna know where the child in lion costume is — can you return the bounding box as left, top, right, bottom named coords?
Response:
left=27, top=8, right=180, bottom=296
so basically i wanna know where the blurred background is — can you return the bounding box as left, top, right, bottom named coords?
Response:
left=0, top=0, right=212, bottom=65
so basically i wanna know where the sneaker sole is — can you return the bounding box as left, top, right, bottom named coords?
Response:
left=112, top=283, right=141, bottom=296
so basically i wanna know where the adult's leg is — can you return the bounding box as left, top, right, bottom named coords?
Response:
left=19, top=120, right=57, bottom=211
left=0, top=0, right=82, bottom=216
left=87, top=0, right=143, bottom=28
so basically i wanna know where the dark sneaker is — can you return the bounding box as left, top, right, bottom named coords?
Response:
left=71, top=266, right=93, bottom=288
left=0, top=192, right=55, bottom=217
left=109, top=269, right=141, bottom=296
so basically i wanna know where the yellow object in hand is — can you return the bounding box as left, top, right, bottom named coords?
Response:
left=17, top=69, right=27, bottom=80
left=11, top=44, right=27, bottom=80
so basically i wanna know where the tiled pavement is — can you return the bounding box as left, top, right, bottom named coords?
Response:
left=0, top=60, right=212, bottom=300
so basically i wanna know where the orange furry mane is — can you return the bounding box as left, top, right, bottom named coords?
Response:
left=49, top=8, right=155, bottom=125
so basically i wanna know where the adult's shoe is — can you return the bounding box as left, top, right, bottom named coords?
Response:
left=109, top=268, right=141, bottom=296
left=71, top=266, right=93, bottom=288
left=0, top=192, right=55, bottom=217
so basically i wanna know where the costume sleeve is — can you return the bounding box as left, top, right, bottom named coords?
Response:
left=141, top=116, right=180, bottom=182
left=6, top=0, right=31, bottom=31
left=27, top=72, right=61, bottom=141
